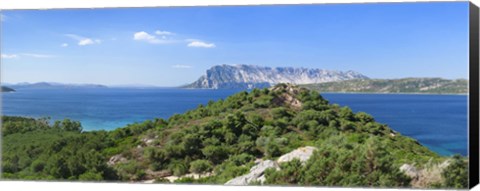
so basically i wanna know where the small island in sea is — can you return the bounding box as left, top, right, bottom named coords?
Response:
left=1, top=84, right=468, bottom=188
left=301, top=78, right=468, bottom=94
left=1, top=86, right=15, bottom=92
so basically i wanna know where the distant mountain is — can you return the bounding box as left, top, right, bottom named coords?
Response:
left=8, top=82, right=108, bottom=89
left=184, top=64, right=369, bottom=89
left=1, top=86, right=15, bottom=92
left=301, top=78, right=468, bottom=94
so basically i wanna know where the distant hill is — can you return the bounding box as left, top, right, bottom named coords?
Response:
left=1, top=86, right=15, bottom=92
left=8, top=82, right=108, bottom=89
left=301, top=78, right=468, bottom=94
left=184, top=64, right=369, bottom=89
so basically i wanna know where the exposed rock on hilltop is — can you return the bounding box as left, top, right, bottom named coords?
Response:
left=185, top=64, right=368, bottom=89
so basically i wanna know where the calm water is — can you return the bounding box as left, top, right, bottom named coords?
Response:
left=1, top=88, right=467, bottom=156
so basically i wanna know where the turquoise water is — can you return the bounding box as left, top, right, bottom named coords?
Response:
left=1, top=88, right=467, bottom=156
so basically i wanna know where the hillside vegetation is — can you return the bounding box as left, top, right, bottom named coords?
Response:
left=1, top=84, right=468, bottom=188
left=301, top=78, right=467, bottom=94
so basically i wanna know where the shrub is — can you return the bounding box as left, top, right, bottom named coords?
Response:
left=189, top=160, right=213, bottom=173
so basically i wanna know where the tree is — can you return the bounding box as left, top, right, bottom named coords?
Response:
left=202, top=145, right=229, bottom=164
left=189, top=160, right=213, bottom=173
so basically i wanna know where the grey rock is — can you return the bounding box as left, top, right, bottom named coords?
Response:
left=399, top=164, right=419, bottom=178
left=107, top=154, right=127, bottom=166
left=225, top=160, right=279, bottom=185
left=277, top=146, right=317, bottom=164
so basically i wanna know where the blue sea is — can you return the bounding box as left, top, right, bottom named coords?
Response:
left=1, top=88, right=468, bottom=156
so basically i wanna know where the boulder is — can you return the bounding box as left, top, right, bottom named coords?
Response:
left=277, top=146, right=317, bottom=164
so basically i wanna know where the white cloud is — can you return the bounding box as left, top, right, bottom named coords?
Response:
left=78, top=39, right=94, bottom=46
left=133, top=31, right=156, bottom=41
left=172, top=65, right=192, bottom=69
left=187, top=40, right=216, bottom=48
left=1, top=54, right=18, bottom=59
left=133, top=31, right=171, bottom=44
left=65, top=34, right=101, bottom=46
left=61, top=43, right=69, bottom=47
left=155, top=30, right=175, bottom=36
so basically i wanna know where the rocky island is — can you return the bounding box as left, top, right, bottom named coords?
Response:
left=184, top=64, right=369, bottom=89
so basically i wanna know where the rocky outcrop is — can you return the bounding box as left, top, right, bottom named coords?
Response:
left=399, top=160, right=451, bottom=188
left=225, top=160, right=279, bottom=185
left=185, top=64, right=368, bottom=89
left=225, top=146, right=317, bottom=186
left=277, top=146, right=317, bottom=164
left=400, top=164, right=419, bottom=178
left=107, top=154, right=127, bottom=166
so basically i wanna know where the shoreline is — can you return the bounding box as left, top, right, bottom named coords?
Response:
left=317, top=91, right=468, bottom=96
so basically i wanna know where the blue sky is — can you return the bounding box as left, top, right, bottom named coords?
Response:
left=0, top=2, right=469, bottom=86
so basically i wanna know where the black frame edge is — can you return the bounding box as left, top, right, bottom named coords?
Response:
left=469, top=1, right=480, bottom=189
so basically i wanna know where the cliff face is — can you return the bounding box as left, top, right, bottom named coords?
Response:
left=185, top=65, right=369, bottom=89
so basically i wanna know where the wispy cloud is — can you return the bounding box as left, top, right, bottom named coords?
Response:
left=1, top=53, right=55, bottom=59
left=21, top=53, right=55, bottom=58
left=172, top=65, right=192, bottom=69
left=187, top=40, right=216, bottom=48
left=61, top=43, right=69, bottom=47
left=133, top=31, right=173, bottom=44
left=0, top=14, right=5, bottom=22
left=155, top=30, right=175, bottom=36
left=1, top=54, right=18, bottom=59
left=65, top=34, right=101, bottom=46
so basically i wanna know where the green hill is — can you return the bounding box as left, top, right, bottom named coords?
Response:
left=0, top=84, right=468, bottom=188
left=301, top=78, right=467, bottom=94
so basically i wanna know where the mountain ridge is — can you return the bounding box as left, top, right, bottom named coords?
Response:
left=184, top=64, right=369, bottom=89
left=7, top=82, right=108, bottom=89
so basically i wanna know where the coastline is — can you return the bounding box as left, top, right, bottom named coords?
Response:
left=316, top=91, right=468, bottom=96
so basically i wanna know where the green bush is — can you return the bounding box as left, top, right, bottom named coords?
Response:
left=189, top=160, right=213, bottom=173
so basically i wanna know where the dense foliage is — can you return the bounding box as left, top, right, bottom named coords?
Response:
left=301, top=78, right=468, bottom=94
left=0, top=84, right=468, bottom=188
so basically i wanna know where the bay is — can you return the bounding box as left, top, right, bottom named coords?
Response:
left=1, top=88, right=467, bottom=156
